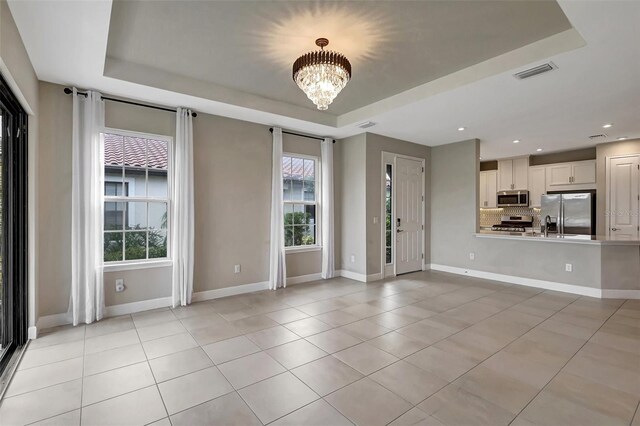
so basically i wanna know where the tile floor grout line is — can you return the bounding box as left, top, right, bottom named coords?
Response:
left=11, top=275, right=635, bottom=426
left=233, top=370, right=314, bottom=426
left=131, top=314, right=172, bottom=425
left=294, top=286, right=550, bottom=425
left=405, top=290, right=572, bottom=414
left=77, top=318, right=88, bottom=425
left=370, top=289, right=554, bottom=423
left=505, top=297, right=623, bottom=425
left=630, top=399, right=640, bottom=426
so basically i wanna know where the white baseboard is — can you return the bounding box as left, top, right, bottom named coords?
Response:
left=35, top=280, right=272, bottom=334
left=429, top=264, right=603, bottom=298
left=337, top=269, right=367, bottom=282
left=601, top=289, right=640, bottom=299
left=28, top=326, right=38, bottom=340
left=367, top=272, right=384, bottom=282
left=36, top=312, right=71, bottom=332
left=192, top=281, right=270, bottom=302
left=105, top=296, right=173, bottom=317
left=286, top=273, right=323, bottom=285
left=423, top=263, right=431, bottom=271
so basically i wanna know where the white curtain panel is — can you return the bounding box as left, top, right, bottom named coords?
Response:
left=269, top=127, right=287, bottom=290
left=69, top=89, right=105, bottom=325
left=171, top=107, right=195, bottom=307
left=321, top=138, right=335, bottom=279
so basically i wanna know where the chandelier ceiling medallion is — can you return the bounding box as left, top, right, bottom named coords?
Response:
left=293, top=38, right=352, bottom=110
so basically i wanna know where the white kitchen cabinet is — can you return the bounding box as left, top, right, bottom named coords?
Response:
left=572, top=160, right=596, bottom=184
left=498, top=157, right=529, bottom=190
left=528, top=166, right=546, bottom=207
left=547, top=164, right=572, bottom=186
left=479, top=170, right=497, bottom=208
left=546, top=160, right=596, bottom=190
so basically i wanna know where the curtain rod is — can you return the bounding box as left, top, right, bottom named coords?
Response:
left=63, top=87, right=198, bottom=117
left=269, top=127, right=335, bottom=143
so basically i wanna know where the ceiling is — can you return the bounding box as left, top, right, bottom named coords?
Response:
left=105, top=0, right=571, bottom=115
left=7, top=0, right=640, bottom=160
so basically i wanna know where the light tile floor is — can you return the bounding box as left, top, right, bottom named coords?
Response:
left=1, top=270, right=639, bottom=425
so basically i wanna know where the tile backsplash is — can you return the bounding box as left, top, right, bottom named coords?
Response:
left=479, top=206, right=541, bottom=228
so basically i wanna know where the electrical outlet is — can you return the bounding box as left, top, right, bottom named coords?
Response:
left=350, top=254, right=356, bottom=263
left=373, top=216, right=379, bottom=224
left=115, top=279, right=125, bottom=293
left=565, top=263, right=573, bottom=272
left=234, top=264, right=241, bottom=274
left=469, top=252, right=475, bottom=260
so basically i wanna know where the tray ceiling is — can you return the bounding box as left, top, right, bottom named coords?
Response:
left=105, top=0, right=572, bottom=116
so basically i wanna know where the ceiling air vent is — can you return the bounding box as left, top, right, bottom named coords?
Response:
left=589, top=134, right=607, bottom=140
left=358, top=121, right=376, bottom=129
left=514, top=62, right=557, bottom=80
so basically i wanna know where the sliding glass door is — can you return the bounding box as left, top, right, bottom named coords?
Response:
left=0, top=73, right=28, bottom=375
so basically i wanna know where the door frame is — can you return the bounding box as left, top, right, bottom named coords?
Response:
left=606, top=154, right=640, bottom=238
left=380, top=151, right=425, bottom=278
left=0, top=72, right=29, bottom=380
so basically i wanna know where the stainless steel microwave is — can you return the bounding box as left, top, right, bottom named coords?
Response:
left=496, top=190, right=529, bottom=207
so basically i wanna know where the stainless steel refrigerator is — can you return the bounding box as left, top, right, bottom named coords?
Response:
left=541, top=191, right=596, bottom=235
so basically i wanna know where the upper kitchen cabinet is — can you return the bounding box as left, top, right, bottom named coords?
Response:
left=546, top=160, right=596, bottom=190
left=528, top=166, right=546, bottom=207
left=498, top=157, right=529, bottom=191
left=479, top=170, right=497, bottom=208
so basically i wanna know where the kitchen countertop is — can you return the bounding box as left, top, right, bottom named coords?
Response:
left=475, top=230, right=640, bottom=245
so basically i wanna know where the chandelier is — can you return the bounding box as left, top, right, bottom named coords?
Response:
left=293, top=38, right=351, bottom=110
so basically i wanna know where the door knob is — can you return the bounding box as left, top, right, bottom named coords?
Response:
left=397, top=229, right=403, bottom=233
left=611, top=228, right=618, bottom=231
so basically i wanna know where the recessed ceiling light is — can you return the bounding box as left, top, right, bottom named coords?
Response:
left=617, top=137, right=627, bottom=140
left=603, top=123, right=613, bottom=128
left=536, top=148, right=543, bottom=152
left=513, top=140, right=520, bottom=144
left=458, top=127, right=465, bottom=131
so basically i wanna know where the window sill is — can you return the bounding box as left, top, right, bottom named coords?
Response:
left=103, top=259, right=173, bottom=273
left=285, top=246, right=322, bottom=254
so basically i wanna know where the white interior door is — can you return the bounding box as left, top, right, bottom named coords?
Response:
left=608, top=155, right=640, bottom=240
left=395, top=157, right=423, bottom=274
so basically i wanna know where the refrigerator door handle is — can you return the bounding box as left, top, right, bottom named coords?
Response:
left=560, top=200, right=564, bottom=235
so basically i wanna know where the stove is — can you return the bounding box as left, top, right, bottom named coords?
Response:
left=491, top=215, right=533, bottom=233
left=491, top=225, right=527, bottom=232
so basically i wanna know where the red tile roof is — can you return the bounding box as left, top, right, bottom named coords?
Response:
left=283, top=156, right=314, bottom=179
left=104, top=133, right=168, bottom=170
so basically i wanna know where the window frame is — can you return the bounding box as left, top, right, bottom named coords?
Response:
left=282, top=152, right=321, bottom=252
left=385, top=163, right=393, bottom=265
left=101, top=127, right=173, bottom=270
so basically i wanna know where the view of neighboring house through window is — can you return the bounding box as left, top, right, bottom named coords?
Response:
left=386, top=164, right=392, bottom=264
left=283, top=155, right=318, bottom=247
left=103, top=131, right=170, bottom=262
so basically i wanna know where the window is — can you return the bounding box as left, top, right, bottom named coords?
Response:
left=282, top=155, right=318, bottom=248
left=385, top=164, right=392, bottom=264
left=103, top=131, right=171, bottom=263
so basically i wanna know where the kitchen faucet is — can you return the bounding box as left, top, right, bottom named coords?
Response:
left=544, top=215, right=552, bottom=238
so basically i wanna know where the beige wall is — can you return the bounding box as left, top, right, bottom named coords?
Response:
left=529, top=147, right=596, bottom=166
left=37, top=83, right=73, bottom=316
left=37, top=82, right=327, bottom=316
left=335, top=134, right=367, bottom=274
left=1, top=0, right=40, bottom=329
left=192, top=113, right=271, bottom=291
left=595, top=139, right=640, bottom=235
left=365, top=133, right=431, bottom=276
